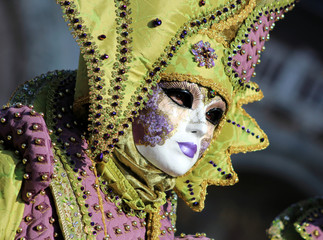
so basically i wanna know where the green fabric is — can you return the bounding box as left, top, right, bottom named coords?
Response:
left=97, top=127, right=175, bottom=213
left=0, top=147, right=25, bottom=238
left=58, top=0, right=296, bottom=212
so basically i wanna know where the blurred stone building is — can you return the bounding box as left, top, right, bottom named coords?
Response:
left=1, top=1, right=322, bottom=240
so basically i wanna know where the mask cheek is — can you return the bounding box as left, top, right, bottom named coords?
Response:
left=198, top=124, right=216, bottom=158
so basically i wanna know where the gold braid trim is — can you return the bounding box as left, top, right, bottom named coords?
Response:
left=146, top=212, right=162, bottom=240
left=199, top=0, right=257, bottom=45
left=159, top=72, right=232, bottom=106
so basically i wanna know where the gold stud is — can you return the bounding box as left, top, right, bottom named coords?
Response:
left=115, top=228, right=122, bottom=234
left=42, top=174, right=49, bottom=180
left=132, top=221, right=137, bottom=227
left=89, top=165, right=95, bottom=171
left=57, top=114, right=62, bottom=119
left=37, top=204, right=44, bottom=210
left=95, top=225, right=102, bottom=231
left=242, top=70, right=247, bottom=75
left=21, top=143, right=27, bottom=149
left=64, top=142, right=70, bottom=147
left=252, top=72, right=257, bottom=77
left=39, top=112, right=44, bottom=117
left=103, top=236, right=110, bottom=240
left=66, top=123, right=71, bottom=128
left=1, top=117, right=6, bottom=123
left=61, top=107, right=66, bottom=112
left=14, top=112, right=21, bottom=118
left=258, top=20, right=263, bottom=24
left=25, top=215, right=32, bottom=222
left=106, top=212, right=113, bottom=218
left=254, top=26, right=259, bottom=31
left=16, top=227, right=23, bottom=233
left=52, top=174, right=57, bottom=179
left=14, top=150, right=20, bottom=155
left=76, top=153, right=82, bottom=158
left=167, top=227, right=173, bottom=232
left=251, top=41, right=257, bottom=47
left=17, top=129, right=23, bottom=135
left=49, top=217, right=55, bottom=224
left=70, top=137, right=76, bottom=142
left=57, top=128, right=63, bottom=133
left=0, top=140, right=4, bottom=144
left=36, top=225, right=43, bottom=231
left=37, top=156, right=45, bottom=162
left=28, top=104, right=34, bottom=109
left=257, top=59, right=261, bottom=64
left=117, top=208, right=123, bottom=213
left=54, top=232, right=58, bottom=237
left=161, top=230, right=166, bottom=235
left=93, top=204, right=100, bottom=211
left=16, top=102, right=23, bottom=108
left=195, top=232, right=201, bottom=237
left=23, top=173, right=30, bottom=179
left=248, top=55, right=252, bottom=61
left=252, top=64, right=257, bottom=68
left=30, top=110, right=36, bottom=116
left=180, top=233, right=186, bottom=237
left=40, top=190, right=46, bottom=195
left=93, top=184, right=99, bottom=189
left=85, top=191, right=90, bottom=195
left=22, top=158, right=28, bottom=164
left=32, top=124, right=39, bottom=130
left=53, top=158, right=58, bottom=163
left=124, top=225, right=130, bottom=231
left=141, top=221, right=146, bottom=227
left=235, top=61, right=241, bottom=66
left=34, top=138, right=42, bottom=145
left=7, top=135, right=12, bottom=141
left=313, top=230, right=320, bottom=237
left=81, top=171, right=87, bottom=176
left=48, top=129, right=53, bottom=134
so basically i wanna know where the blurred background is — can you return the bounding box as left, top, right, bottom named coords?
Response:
left=0, top=1, right=322, bottom=239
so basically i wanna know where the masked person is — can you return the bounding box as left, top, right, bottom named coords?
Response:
left=0, top=0, right=299, bottom=239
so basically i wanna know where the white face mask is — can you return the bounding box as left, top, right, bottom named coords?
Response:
left=132, top=81, right=226, bottom=177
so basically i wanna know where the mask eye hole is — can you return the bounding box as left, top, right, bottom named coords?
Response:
left=206, top=108, right=223, bottom=125
left=163, top=88, right=193, bottom=109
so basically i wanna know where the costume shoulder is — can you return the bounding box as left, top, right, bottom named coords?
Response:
left=9, top=70, right=77, bottom=110
left=0, top=147, right=25, bottom=238
left=267, top=197, right=323, bottom=240
left=0, top=70, right=76, bottom=238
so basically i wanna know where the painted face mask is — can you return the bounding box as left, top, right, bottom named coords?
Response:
left=133, top=81, right=226, bottom=177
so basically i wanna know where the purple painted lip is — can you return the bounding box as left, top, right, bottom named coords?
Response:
left=177, top=142, right=197, bottom=158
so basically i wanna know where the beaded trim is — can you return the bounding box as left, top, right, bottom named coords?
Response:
left=57, top=0, right=251, bottom=164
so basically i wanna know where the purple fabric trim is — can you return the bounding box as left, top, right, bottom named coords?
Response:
left=231, top=11, right=284, bottom=82
left=0, top=106, right=54, bottom=202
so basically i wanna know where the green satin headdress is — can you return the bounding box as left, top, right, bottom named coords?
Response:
left=57, top=0, right=296, bottom=211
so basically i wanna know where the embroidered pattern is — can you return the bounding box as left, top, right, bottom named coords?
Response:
left=191, top=41, right=218, bottom=68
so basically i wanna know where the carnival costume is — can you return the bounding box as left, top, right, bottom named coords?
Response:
left=0, top=0, right=302, bottom=239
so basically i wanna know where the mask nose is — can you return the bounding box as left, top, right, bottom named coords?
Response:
left=186, top=103, right=207, bottom=138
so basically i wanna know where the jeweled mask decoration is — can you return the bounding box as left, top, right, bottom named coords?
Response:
left=58, top=0, right=297, bottom=211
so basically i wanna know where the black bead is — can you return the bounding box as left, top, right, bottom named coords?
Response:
left=152, top=18, right=162, bottom=27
